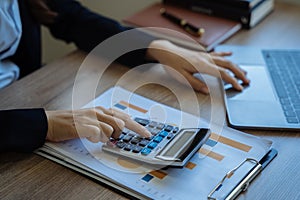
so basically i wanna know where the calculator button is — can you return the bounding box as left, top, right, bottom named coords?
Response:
left=116, top=141, right=126, bottom=148
left=124, top=144, right=134, bottom=151
left=167, top=133, right=174, bottom=139
left=132, top=146, right=143, bottom=153
left=139, top=139, right=150, bottom=147
left=148, top=121, right=158, bottom=127
left=131, top=138, right=141, bottom=145
left=173, top=127, right=179, bottom=133
left=146, top=127, right=154, bottom=132
left=148, top=142, right=158, bottom=149
left=118, top=133, right=126, bottom=140
left=164, top=125, right=173, bottom=132
left=135, top=118, right=150, bottom=126
left=141, top=148, right=152, bottom=155
left=150, top=129, right=160, bottom=135
left=287, top=117, right=299, bottom=124
left=145, top=135, right=155, bottom=141
left=122, top=135, right=133, bottom=142
left=153, top=136, right=163, bottom=143
left=159, top=131, right=168, bottom=137
left=122, top=129, right=130, bottom=134
left=156, top=123, right=165, bottom=130
left=134, top=135, right=144, bottom=140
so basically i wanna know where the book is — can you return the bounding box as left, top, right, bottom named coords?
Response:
left=36, top=86, right=277, bottom=200
left=164, top=0, right=274, bottom=28
left=164, top=0, right=264, bottom=10
left=123, top=3, right=242, bottom=51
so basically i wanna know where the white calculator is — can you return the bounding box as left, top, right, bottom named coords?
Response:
left=102, top=117, right=211, bottom=167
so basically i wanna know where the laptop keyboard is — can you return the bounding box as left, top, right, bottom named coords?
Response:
left=262, top=50, right=300, bottom=124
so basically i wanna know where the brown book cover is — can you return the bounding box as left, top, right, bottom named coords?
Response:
left=123, top=3, right=241, bottom=51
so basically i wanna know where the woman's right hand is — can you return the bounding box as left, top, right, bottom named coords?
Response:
left=45, top=106, right=151, bottom=143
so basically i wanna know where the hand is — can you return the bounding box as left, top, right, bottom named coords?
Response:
left=27, top=0, right=58, bottom=24
left=45, top=107, right=151, bottom=143
left=146, top=40, right=250, bottom=94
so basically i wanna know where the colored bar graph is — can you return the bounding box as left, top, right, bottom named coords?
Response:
left=210, top=133, right=252, bottom=152
left=142, top=174, right=154, bottom=182
left=185, top=162, right=197, bottom=170
left=114, top=103, right=127, bottom=110
left=206, top=139, right=218, bottom=147
left=119, top=100, right=148, bottom=113
left=150, top=170, right=167, bottom=179
left=199, top=148, right=224, bottom=162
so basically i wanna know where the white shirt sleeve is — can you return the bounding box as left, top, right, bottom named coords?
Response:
left=0, top=0, right=22, bottom=89
left=0, top=60, right=20, bottom=88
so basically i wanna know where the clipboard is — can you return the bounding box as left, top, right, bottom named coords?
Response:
left=37, top=147, right=277, bottom=200
left=208, top=148, right=277, bottom=200
left=36, top=87, right=277, bottom=200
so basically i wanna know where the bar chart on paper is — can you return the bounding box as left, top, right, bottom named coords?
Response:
left=41, top=87, right=272, bottom=200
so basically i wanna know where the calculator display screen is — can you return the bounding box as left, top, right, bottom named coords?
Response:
left=163, top=131, right=194, bottom=157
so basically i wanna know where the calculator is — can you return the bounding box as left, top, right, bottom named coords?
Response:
left=102, top=117, right=211, bottom=167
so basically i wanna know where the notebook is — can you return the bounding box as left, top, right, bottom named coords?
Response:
left=123, top=3, right=241, bottom=51
left=215, top=45, right=300, bottom=130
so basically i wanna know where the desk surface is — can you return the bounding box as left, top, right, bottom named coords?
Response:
left=1, top=2, right=300, bottom=200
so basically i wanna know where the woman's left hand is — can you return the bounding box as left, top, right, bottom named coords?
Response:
left=146, top=40, right=250, bottom=94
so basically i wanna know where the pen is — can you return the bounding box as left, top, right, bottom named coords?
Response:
left=160, top=8, right=205, bottom=37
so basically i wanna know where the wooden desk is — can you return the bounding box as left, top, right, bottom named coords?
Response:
left=1, top=2, right=300, bottom=200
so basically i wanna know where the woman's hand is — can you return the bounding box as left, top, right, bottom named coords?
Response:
left=45, top=107, right=151, bottom=143
left=146, top=40, right=250, bottom=94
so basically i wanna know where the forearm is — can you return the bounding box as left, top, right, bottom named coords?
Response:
left=47, top=0, right=130, bottom=52
left=0, top=108, right=48, bottom=152
left=46, top=0, right=156, bottom=67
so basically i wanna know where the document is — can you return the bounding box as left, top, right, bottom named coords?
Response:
left=37, top=86, right=274, bottom=200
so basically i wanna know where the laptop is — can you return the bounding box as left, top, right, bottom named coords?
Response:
left=215, top=45, right=300, bottom=130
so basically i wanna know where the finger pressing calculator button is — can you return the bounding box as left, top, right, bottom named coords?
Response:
left=148, top=142, right=158, bottom=149
left=147, top=127, right=159, bottom=135
left=141, top=148, right=152, bottom=155
left=145, top=135, right=154, bottom=141
left=135, top=135, right=143, bottom=139
left=132, top=146, right=143, bottom=153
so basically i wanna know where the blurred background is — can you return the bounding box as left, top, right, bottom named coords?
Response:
left=41, top=0, right=299, bottom=65
left=42, top=0, right=159, bottom=64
